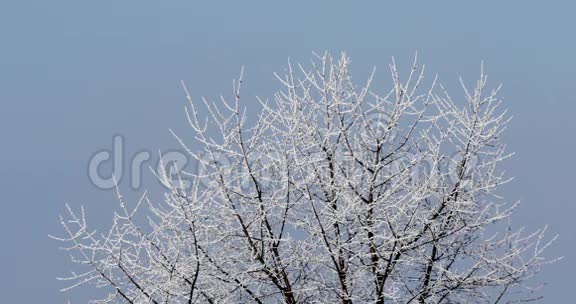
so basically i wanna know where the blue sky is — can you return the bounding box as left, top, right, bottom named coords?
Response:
left=0, top=1, right=574, bottom=302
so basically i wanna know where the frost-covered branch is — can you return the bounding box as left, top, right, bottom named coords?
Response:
left=54, top=53, right=556, bottom=304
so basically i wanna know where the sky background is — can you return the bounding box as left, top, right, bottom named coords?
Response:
left=1, top=1, right=574, bottom=302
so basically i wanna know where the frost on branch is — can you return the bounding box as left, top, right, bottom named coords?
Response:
left=53, top=53, right=557, bottom=304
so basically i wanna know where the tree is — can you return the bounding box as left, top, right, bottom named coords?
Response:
left=53, top=53, right=556, bottom=304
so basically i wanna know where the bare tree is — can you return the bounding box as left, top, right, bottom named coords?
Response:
left=53, top=53, right=557, bottom=304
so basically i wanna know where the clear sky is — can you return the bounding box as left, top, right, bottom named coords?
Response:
left=0, top=1, right=574, bottom=302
